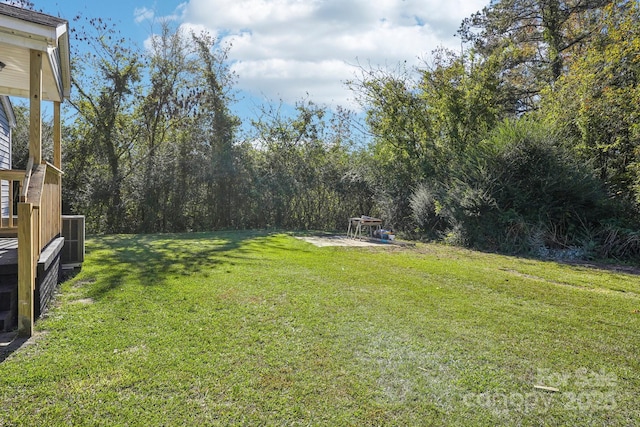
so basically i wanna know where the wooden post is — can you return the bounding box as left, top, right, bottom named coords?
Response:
left=53, top=101, right=63, bottom=234
left=9, top=180, right=13, bottom=227
left=53, top=101, right=61, bottom=169
left=17, top=202, right=34, bottom=337
left=30, top=49, right=42, bottom=165
left=18, top=49, right=43, bottom=337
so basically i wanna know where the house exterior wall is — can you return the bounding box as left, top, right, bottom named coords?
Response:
left=0, top=98, right=11, bottom=219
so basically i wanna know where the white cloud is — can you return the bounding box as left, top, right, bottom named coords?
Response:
left=175, top=0, right=487, bottom=109
left=233, top=58, right=357, bottom=107
left=135, top=3, right=187, bottom=25
left=134, top=7, right=155, bottom=23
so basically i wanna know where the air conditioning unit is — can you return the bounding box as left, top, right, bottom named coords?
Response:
left=61, top=215, right=85, bottom=265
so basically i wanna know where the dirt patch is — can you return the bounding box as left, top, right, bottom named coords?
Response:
left=72, top=278, right=96, bottom=288
left=296, top=235, right=400, bottom=248
left=71, top=298, right=95, bottom=305
left=558, top=260, right=640, bottom=276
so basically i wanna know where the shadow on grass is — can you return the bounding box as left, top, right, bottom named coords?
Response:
left=82, top=230, right=290, bottom=301
left=2, top=229, right=316, bottom=361
left=0, top=332, right=26, bottom=363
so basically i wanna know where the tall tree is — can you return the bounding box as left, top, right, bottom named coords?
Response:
left=349, top=49, right=508, bottom=229
left=459, top=0, right=612, bottom=112
left=249, top=100, right=366, bottom=230
left=68, top=17, right=142, bottom=233
left=137, top=22, right=201, bottom=232
left=419, top=48, right=508, bottom=156
left=192, top=31, right=241, bottom=229
left=541, top=2, right=640, bottom=207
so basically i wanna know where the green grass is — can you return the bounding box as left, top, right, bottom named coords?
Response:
left=1, top=231, right=639, bottom=425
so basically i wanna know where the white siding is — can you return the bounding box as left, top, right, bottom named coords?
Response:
left=0, top=101, right=11, bottom=218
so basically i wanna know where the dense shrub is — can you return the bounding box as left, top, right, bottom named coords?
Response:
left=412, top=120, right=615, bottom=256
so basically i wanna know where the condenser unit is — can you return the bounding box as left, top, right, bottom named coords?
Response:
left=61, top=215, right=85, bottom=265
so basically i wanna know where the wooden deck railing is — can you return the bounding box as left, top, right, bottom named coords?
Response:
left=17, top=161, right=62, bottom=336
left=0, top=169, right=25, bottom=231
left=21, top=162, right=63, bottom=266
left=36, top=163, right=63, bottom=249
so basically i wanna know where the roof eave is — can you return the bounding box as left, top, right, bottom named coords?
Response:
left=0, top=13, right=60, bottom=46
left=46, top=23, right=71, bottom=101
left=58, top=23, right=71, bottom=99
left=0, top=6, right=71, bottom=102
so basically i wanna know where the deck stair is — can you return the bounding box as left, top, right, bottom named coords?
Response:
left=0, top=240, right=18, bottom=331
left=0, top=268, right=17, bottom=331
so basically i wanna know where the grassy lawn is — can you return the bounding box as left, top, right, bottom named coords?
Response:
left=1, top=231, right=638, bottom=425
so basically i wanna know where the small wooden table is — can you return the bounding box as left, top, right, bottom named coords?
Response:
left=347, top=216, right=382, bottom=239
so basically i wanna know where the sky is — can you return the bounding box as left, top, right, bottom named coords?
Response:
left=37, top=0, right=487, bottom=121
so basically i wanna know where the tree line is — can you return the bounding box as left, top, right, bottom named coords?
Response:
left=12, top=0, right=640, bottom=260
left=352, top=0, right=640, bottom=259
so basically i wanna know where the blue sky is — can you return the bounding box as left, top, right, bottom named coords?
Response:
left=36, top=0, right=487, bottom=124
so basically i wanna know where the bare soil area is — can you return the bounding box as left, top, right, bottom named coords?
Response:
left=296, top=235, right=400, bottom=248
